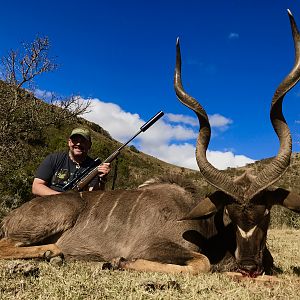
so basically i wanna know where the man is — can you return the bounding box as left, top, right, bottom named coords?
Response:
left=32, top=127, right=111, bottom=196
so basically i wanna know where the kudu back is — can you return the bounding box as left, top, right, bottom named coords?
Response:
left=1, top=10, right=300, bottom=276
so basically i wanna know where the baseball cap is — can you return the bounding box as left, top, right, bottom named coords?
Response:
left=69, top=128, right=91, bottom=142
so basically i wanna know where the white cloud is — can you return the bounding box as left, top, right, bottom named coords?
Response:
left=76, top=97, right=255, bottom=170
left=140, top=143, right=254, bottom=170
left=166, top=112, right=232, bottom=129
left=209, top=113, right=232, bottom=128
left=143, top=143, right=197, bottom=170
left=81, top=98, right=198, bottom=145
left=228, top=32, right=239, bottom=40
left=207, top=150, right=254, bottom=170
left=166, top=113, right=198, bottom=126
left=80, top=98, right=143, bottom=141
left=34, top=89, right=54, bottom=101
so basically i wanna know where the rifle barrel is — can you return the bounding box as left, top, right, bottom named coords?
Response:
left=140, top=111, right=164, bottom=132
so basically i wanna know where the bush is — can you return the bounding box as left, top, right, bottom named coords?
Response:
left=270, top=206, right=300, bottom=229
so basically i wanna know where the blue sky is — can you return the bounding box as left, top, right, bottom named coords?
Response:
left=1, top=1, right=300, bottom=169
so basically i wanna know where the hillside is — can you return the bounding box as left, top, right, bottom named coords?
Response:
left=230, top=153, right=300, bottom=194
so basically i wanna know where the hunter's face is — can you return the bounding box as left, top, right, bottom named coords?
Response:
left=68, top=135, right=91, bottom=158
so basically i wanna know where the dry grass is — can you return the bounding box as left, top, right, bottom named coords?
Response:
left=0, top=229, right=299, bottom=300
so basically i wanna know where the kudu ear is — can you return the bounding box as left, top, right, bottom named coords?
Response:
left=180, top=191, right=230, bottom=220
left=269, top=188, right=300, bottom=213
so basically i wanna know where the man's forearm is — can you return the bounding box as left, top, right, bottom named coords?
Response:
left=32, top=182, right=61, bottom=197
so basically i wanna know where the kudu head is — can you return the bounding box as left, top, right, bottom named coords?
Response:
left=175, top=10, right=300, bottom=276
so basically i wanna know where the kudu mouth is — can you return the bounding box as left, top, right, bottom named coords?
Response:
left=236, top=251, right=265, bottom=276
left=237, top=264, right=264, bottom=278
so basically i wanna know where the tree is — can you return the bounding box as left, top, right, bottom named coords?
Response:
left=1, top=35, right=91, bottom=124
left=1, top=36, right=57, bottom=89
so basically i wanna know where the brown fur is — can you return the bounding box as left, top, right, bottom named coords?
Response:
left=0, top=183, right=213, bottom=274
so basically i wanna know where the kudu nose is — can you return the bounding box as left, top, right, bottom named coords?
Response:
left=240, top=263, right=258, bottom=272
left=238, top=260, right=263, bottom=277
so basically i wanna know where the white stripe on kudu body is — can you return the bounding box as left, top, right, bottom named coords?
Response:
left=127, top=191, right=146, bottom=224
left=103, top=193, right=123, bottom=232
left=81, top=193, right=105, bottom=232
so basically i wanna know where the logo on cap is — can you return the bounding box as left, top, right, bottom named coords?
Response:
left=70, top=128, right=91, bottom=141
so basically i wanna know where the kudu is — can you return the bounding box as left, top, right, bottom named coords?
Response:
left=1, top=10, right=300, bottom=276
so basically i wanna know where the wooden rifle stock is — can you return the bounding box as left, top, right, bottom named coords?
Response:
left=65, top=111, right=164, bottom=192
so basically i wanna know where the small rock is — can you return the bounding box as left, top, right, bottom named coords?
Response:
left=141, top=280, right=181, bottom=292
left=8, top=262, right=39, bottom=278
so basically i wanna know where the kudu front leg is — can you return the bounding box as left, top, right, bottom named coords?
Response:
left=0, top=238, right=62, bottom=260
left=104, top=252, right=210, bottom=275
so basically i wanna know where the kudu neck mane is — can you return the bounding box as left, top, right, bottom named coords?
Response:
left=139, top=174, right=200, bottom=197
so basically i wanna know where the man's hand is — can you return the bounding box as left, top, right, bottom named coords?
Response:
left=98, top=163, right=111, bottom=177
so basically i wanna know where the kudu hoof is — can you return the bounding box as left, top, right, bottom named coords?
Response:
left=102, top=257, right=127, bottom=270
left=44, top=250, right=53, bottom=260
left=44, top=250, right=64, bottom=264
left=49, top=255, right=64, bottom=266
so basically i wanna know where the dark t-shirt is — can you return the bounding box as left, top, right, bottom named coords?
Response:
left=35, top=152, right=101, bottom=192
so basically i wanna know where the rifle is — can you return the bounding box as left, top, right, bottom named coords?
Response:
left=62, top=157, right=101, bottom=191
left=63, top=110, right=164, bottom=192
